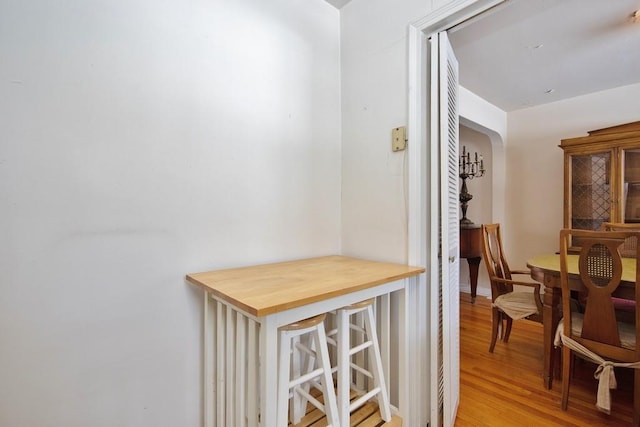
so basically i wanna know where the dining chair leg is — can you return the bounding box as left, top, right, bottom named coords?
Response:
left=503, top=316, right=513, bottom=343
left=489, top=307, right=500, bottom=353
left=553, top=346, right=562, bottom=380
left=561, top=346, right=572, bottom=410
left=634, top=368, right=640, bottom=427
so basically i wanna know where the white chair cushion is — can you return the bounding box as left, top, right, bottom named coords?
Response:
left=493, top=291, right=538, bottom=320
left=554, top=312, right=636, bottom=350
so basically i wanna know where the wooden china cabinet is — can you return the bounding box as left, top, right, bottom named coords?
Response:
left=561, top=121, right=640, bottom=249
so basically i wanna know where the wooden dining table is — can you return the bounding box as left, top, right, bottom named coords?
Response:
left=526, top=253, right=637, bottom=389
left=186, top=255, right=425, bottom=427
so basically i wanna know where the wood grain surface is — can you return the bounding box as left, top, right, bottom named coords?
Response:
left=186, top=255, right=425, bottom=316
left=457, top=292, right=633, bottom=426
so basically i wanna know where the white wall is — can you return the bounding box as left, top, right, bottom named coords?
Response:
left=458, top=125, right=492, bottom=297
left=458, top=86, right=507, bottom=298
left=505, top=82, right=640, bottom=268
left=340, top=0, right=446, bottom=262
left=0, top=1, right=341, bottom=426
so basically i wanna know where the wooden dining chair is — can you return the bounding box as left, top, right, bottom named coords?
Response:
left=557, top=229, right=640, bottom=423
left=601, top=222, right=640, bottom=257
left=601, top=223, right=639, bottom=322
left=481, top=223, right=543, bottom=353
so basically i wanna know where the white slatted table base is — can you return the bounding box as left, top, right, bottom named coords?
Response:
left=204, top=296, right=260, bottom=427
left=203, top=279, right=413, bottom=427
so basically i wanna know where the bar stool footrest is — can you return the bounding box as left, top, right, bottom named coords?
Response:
left=350, top=387, right=382, bottom=412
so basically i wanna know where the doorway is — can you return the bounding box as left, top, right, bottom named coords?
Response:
left=406, top=1, right=507, bottom=426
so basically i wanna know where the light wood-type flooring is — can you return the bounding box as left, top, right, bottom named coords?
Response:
left=289, top=388, right=402, bottom=427
left=289, top=292, right=635, bottom=426
left=457, top=292, right=634, bottom=426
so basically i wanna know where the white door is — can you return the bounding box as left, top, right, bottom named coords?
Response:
left=428, top=30, right=460, bottom=427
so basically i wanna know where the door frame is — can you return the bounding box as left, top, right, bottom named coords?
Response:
left=406, top=1, right=505, bottom=426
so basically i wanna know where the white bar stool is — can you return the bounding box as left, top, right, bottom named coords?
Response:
left=277, top=313, right=339, bottom=427
left=326, top=298, right=391, bottom=426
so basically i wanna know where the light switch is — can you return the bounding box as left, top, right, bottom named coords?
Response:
left=392, top=126, right=406, bottom=152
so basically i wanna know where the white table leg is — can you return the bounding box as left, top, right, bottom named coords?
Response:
left=260, top=316, right=278, bottom=426
left=397, top=284, right=407, bottom=423
left=398, top=279, right=417, bottom=425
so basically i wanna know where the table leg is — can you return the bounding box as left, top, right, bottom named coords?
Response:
left=260, top=317, right=278, bottom=426
left=543, top=282, right=561, bottom=390
left=467, top=257, right=481, bottom=303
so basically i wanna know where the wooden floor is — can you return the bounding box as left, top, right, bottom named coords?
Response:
left=290, top=293, right=634, bottom=426
left=290, top=389, right=402, bottom=427
left=457, top=292, right=634, bottom=426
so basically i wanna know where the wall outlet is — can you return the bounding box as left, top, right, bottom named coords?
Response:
left=392, top=126, right=406, bottom=151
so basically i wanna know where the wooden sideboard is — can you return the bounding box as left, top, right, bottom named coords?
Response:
left=460, top=224, right=483, bottom=302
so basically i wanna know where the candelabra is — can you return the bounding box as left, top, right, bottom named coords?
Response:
left=459, top=145, right=485, bottom=225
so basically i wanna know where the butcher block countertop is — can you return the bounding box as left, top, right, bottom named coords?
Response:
left=186, top=255, right=425, bottom=316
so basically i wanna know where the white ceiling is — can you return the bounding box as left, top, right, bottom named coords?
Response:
left=449, top=0, right=640, bottom=111
left=327, top=0, right=640, bottom=112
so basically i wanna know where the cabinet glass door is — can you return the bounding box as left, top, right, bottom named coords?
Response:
left=622, top=148, right=640, bottom=223
left=570, top=152, right=611, bottom=230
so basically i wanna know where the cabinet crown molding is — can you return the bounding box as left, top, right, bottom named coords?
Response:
left=561, top=121, right=640, bottom=148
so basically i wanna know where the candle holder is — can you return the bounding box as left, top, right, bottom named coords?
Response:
left=459, top=145, right=485, bottom=226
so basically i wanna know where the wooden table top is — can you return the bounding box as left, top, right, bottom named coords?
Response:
left=186, top=255, right=425, bottom=317
left=527, top=253, right=637, bottom=284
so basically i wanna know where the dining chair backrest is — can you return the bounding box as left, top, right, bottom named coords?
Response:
left=601, top=222, right=640, bottom=258
left=559, top=228, right=640, bottom=361
left=481, top=223, right=514, bottom=300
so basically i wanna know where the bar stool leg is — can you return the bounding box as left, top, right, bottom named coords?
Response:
left=329, top=299, right=392, bottom=425
left=315, top=322, right=339, bottom=426
left=277, top=314, right=339, bottom=427
left=290, top=335, right=305, bottom=423
left=363, top=304, right=391, bottom=421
